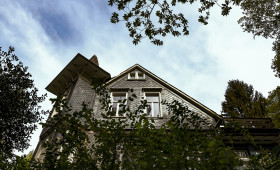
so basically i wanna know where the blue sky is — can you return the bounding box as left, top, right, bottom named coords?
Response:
left=1, top=0, right=279, bottom=155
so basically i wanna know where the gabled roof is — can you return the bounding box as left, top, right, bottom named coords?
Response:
left=46, top=53, right=111, bottom=96
left=106, top=64, right=222, bottom=121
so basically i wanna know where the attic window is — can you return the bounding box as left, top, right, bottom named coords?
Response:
left=129, top=72, right=136, bottom=79
left=128, top=71, right=145, bottom=80
left=138, top=72, right=144, bottom=79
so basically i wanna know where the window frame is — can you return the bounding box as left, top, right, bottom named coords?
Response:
left=143, top=92, right=162, bottom=117
left=110, top=92, right=128, bottom=117
left=128, top=71, right=145, bottom=80
left=128, top=72, right=136, bottom=79
left=137, top=72, right=145, bottom=79
left=234, top=150, right=249, bottom=158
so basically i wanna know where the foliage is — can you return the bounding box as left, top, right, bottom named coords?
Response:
left=237, top=0, right=279, bottom=39
left=236, top=1, right=280, bottom=78
left=34, top=81, right=242, bottom=169
left=221, top=79, right=267, bottom=118
left=272, top=36, right=280, bottom=78
left=267, top=86, right=280, bottom=128
left=248, top=145, right=280, bottom=169
left=33, top=97, right=97, bottom=169
left=108, top=0, right=280, bottom=77
left=12, top=150, right=33, bottom=170
left=107, top=0, right=279, bottom=45
left=108, top=0, right=219, bottom=46
left=0, top=150, right=33, bottom=170
left=0, top=47, right=46, bottom=159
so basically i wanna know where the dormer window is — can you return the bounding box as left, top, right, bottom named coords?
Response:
left=128, top=71, right=145, bottom=80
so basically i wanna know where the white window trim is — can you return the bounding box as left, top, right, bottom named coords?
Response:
left=128, top=71, right=145, bottom=80
left=128, top=72, right=136, bottom=79
left=143, top=92, right=162, bottom=117
left=137, top=71, right=145, bottom=79
left=110, top=92, right=128, bottom=117
left=234, top=150, right=249, bottom=158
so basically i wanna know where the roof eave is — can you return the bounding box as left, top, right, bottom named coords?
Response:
left=46, top=53, right=111, bottom=96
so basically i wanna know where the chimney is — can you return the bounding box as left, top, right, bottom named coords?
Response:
left=90, top=55, right=99, bottom=66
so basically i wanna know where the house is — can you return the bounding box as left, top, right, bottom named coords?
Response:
left=33, top=54, right=280, bottom=163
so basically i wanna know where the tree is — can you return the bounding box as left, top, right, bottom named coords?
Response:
left=33, top=81, right=242, bottom=169
left=12, top=150, right=34, bottom=170
left=0, top=47, right=46, bottom=158
left=28, top=80, right=280, bottom=169
left=221, top=79, right=267, bottom=118
left=248, top=145, right=280, bottom=169
left=108, top=0, right=216, bottom=46
left=1, top=150, right=34, bottom=170
left=108, top=0, right=280, bottom=77
left=267, top=86, right=280, bottom=128
left=237, top=1, right=280, bottom=78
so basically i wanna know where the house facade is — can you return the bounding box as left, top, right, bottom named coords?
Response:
left=33, top=54, right=280, bottom=163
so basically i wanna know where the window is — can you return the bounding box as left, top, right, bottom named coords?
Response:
left=234, top=150, right=249, bottom=158
left=129, top=72, right=136, bottom=79
left=128, top=71, right=145, bottom=80
left=111, top=92, right=127, bottom=117
left=144, top=93, right=161, bottom=117
left=138, top=72, right=144, bottom=79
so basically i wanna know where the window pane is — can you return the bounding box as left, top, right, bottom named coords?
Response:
left=112, top=92, right=127, bottom=116
left=138, top=72, right=144, bottom=79
left=113, top=93, right=126, bottom=102
left=146, top=96, right=159, bottom=102
left=130, top=72, right=135, bottom=79
left=118, top=105, right=124, bottom=116
left=146, top=103, right=152, bottom=116
left=153, top=103, right=159, bottom=117
left=112, top=102, right=117, bottom=116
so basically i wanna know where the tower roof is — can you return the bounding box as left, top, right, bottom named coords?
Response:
left=46, top=53, right=111, bottom=95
